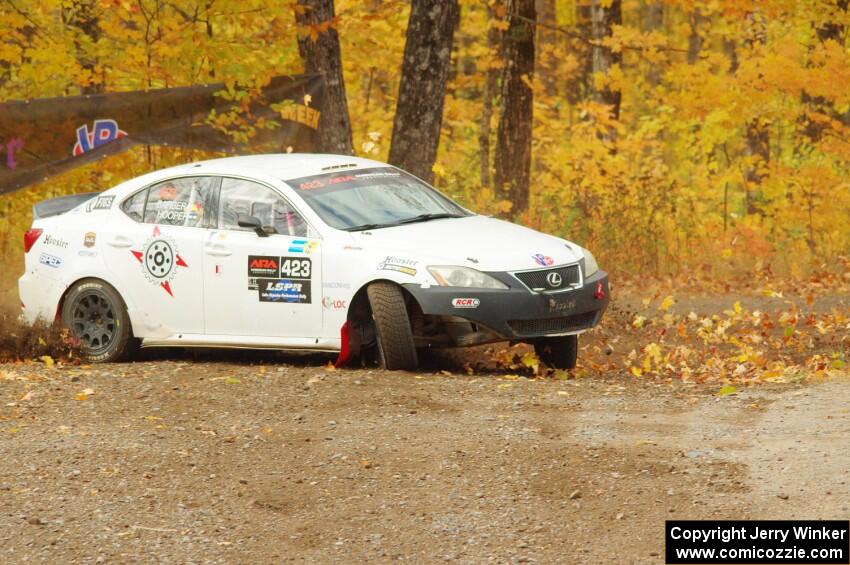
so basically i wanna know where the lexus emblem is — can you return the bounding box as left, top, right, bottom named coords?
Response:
left=546, top=272, right=563, bottom=287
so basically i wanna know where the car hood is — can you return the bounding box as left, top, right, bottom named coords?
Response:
left=349, top=215, right=582, bottom=272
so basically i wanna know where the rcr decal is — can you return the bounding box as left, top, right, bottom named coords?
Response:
left=452, top=298, right=480, bottom=309
left=130, top=226, right=188, bottom=297
left=322, top=297, right=347, bottom=310
left=83, top=232, right=96, bottom=248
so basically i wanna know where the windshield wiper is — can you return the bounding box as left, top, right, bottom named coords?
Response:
left=342, top=213, right=465, bottom=232
left=342, top=223, right=386, bottom=232
left=394, top=212, right=465, bottom=225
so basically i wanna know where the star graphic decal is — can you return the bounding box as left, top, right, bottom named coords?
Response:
left=131, top=225, right=188, bottom=297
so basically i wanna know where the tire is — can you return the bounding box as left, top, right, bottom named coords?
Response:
left=62, top=279, right=138, bottom=363
left=366, top=282, right=418, bottom=371
left=533, top=334, right=578, bottom=370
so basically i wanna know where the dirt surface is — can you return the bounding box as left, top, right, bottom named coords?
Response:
left=1, top=342, right=849, bottom=564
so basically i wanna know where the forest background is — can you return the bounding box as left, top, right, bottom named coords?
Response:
left=2, top=0, right=850, bottom=301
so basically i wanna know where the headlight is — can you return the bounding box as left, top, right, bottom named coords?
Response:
left=582, top=248, right=599, bottom=277
left=427, top=266, right=509, bottom=289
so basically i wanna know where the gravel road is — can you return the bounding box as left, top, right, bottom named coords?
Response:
left=1, top=347, right=848, bottom=564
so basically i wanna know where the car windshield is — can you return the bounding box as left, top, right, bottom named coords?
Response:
left=285, top=167, right=470, bottom=231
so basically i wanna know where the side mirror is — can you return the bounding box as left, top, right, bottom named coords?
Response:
left=237, top=214, right=269, bottom=238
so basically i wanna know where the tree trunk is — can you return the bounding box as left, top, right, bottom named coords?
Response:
left=802, top=0, right=847, bottom=142
left=295, top=0, right=354, bottom=155
left=640, top=0, right=664, bottom=86
left=572, top=1, right=593, bottom=104
left=589, top=0, right=622, bottom=120
left=68, top=0, right=103, bottom=94
left=479, top=3, right=501, bottom=188
left=744, top=11, right=769, bottom=214
left=494, top=0, right=536, bottom=215
left=687, top=9, right=705, bottom=64
left=388, top=0, right=460, bottom=184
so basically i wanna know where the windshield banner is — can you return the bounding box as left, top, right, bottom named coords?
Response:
left=0, top=74, right=324, bottom=195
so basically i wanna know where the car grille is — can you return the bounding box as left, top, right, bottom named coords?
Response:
left=513, top=264, right=580, bottom=292
left=507, top=311, right=597, bottom=337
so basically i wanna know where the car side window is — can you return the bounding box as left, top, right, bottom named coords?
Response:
left=142, top=177, right=216, bottom=228
left=219, top=177, right=309, bottom=237
left=121, top=189, right=146, bottom=222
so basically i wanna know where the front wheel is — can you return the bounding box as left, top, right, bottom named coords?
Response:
left=366, top=282, right=418, bottom=371
left=533, top=334, right=578, bottom=370
left=62, top=279, right=138, bottom=363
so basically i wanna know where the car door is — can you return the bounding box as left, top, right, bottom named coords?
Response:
left=105, top=176, right=217, bottom=337
left=203, top=176, right=323, bottom=339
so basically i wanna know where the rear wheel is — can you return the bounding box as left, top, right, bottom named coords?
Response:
left=366, top=282, right=418, bottom=371
left=62, top=280, right=138, bottom=363
left=533, top=334, right=578, bottom=370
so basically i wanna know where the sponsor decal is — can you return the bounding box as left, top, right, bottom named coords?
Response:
left=83, top=232, right=96, bottom=248
left=92, top=195, right=115, bottom=210
left=322, top=297, right=347, bottom=310
left=248, top=256, right=280, bottom=279
left=154, top=200, right=189, bottom=223
left=4, top=138, right=24, bottom=170
left=279, top=102, right=321, bottom=130
left=250, top=257, right=312, bottom=303
left=38, top=253, right=61, bottom=268
left=130, top=226, right=188, bottom=297
left=452, top=298, right=480, bottom=309
left=72, top=119, right=127, bottom=156
left=532, top=253, right=554, bottom=267
left=288, top=239, right=319, bottom=254
left=377, top=255, right=418, bottom=276
left=43, top=234, right=69, bottom=248
left=378, top=263, right=417, bottom=276
left=259, top=278, right=311, bottom=303
left=214, top=263, right=222, bottom=276
left=323, top=281, right=351, bottom=290
left=328, top=174, right=355, bottom=185
left=298, top=180, right=324, bottom=190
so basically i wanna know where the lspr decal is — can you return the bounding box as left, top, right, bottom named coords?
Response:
left=72, top=119, right=127, bottom=156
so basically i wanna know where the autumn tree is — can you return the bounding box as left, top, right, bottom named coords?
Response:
left=295, top=0, right=354, bottom=155
left=494, top=0, right=535, bottom=215
left=388, top=0, right=460, bottom=184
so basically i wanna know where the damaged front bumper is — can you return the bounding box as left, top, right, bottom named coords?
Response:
left=403, top=269, right=610, bottom=345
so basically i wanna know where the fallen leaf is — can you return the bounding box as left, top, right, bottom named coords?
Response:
left=717, top=385, right=738, bottom=397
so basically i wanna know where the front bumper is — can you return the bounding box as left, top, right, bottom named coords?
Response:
left=403, top=270, right=609, bottom=341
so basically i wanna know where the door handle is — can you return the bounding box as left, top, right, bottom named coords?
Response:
left=106, top=236, right=132, bottom=248
left=204, top=244, right=232, bottom=257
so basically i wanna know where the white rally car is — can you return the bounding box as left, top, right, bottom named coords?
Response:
left=19, top=154, right=609, bottom=370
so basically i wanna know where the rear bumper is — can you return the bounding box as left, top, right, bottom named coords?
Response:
left=403, top=270, right=609, bottom=340
left=18, top=272, right=65, bottom=324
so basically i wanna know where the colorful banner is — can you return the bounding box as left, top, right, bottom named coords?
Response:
left=0, top=74, right=325, bottom=194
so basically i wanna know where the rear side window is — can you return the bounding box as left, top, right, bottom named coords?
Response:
left=121, top=190, right=146, bottom=222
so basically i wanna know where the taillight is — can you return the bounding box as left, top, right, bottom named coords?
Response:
left=23, top=228, right=43, bottom=253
